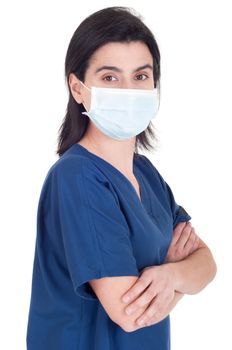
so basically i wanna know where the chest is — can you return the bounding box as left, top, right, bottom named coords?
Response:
left=117, top=178, right=173, bottom=271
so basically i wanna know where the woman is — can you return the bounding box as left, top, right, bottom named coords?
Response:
left=26, top=6, right=217, bottom=350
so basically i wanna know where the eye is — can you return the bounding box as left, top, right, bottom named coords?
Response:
left=103, top=75, right=118, bottom=82
left=135, top=74, right=149, bottom=81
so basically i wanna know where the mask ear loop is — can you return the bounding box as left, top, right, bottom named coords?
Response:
left=79, top=80, right=91, bottom=91
left=79, top=81, right=91, bottom=113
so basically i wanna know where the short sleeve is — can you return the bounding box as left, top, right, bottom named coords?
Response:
left=52, top=157, right=139, bottom=301
left=140, top=155, right=192, bottom=228
left=163, top=182, right=192, bottom=228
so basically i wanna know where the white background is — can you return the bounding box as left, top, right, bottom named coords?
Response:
left=0, top=0, right=231, bottom=349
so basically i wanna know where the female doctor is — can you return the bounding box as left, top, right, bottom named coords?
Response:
left=26, top=6, right=217, bottom=350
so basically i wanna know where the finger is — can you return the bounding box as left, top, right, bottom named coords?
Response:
left=145, top=308, right=167, bottom=327
left=170, top=222, right=188, bottom=246
left=183, top=228, right=197, bottom=254
left=125, top=286, right=157, bottom=315
left=193, top=234, right=200, bottom=249
left=135, top=297, right=159, bottom=326
left=145, top=304, right=167, bottom=326
left=135, top=289, right=174, bottom=326
left=122, top=275, right=151, bottom=304
left=189, top=233, right=200, bottom=254
left=175, top=222, right=192, bottom=248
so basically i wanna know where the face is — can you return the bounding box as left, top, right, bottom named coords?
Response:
left=69, top=41, right=155, bottom=112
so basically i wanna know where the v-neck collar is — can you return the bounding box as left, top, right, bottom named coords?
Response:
left=68, top=143, right=145, bottom=206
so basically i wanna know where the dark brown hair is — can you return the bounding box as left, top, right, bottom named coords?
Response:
left=57, top=6, right=161, bottom=157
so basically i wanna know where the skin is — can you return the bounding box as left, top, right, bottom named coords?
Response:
left=164, top=221, right=200, bottom=263
left=68, top=41, right=217, bottom=330
left=122, top=221, right=200, bottom=329
left=121, top=223, right=217, bottom=330
left=69, top=41, right=155, bottom=191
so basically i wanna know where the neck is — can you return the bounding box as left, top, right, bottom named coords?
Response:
left=79, top=125, right=136, bottom=176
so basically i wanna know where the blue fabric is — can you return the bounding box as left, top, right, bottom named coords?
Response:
left=26, top=143, right=191, bottom=350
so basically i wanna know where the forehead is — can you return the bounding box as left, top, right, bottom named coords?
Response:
left=89, top=41, right=153, bottom=69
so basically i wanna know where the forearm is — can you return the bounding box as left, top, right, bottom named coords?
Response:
left=167, top=247, right=217, bottom=295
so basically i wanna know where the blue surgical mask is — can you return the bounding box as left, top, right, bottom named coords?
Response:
left=80, top=81, right=160, bottom=141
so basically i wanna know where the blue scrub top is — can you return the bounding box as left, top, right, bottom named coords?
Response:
left=26, top=143, right=191, bottom=350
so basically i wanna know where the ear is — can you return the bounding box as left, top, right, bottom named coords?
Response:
left=68, top=73, right=83, bottom=104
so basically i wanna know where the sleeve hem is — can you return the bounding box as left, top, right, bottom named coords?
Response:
left=75, top=269, right=140, bottom=301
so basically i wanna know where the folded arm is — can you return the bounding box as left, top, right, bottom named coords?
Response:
left=89, top=223, right=217, bottom=332
left=166, top=238, right=217, bottom=295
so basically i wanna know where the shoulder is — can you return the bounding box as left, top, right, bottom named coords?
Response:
left=41, top=153, right=113, bottom=203
left=45, top=153, right=107, bottom=183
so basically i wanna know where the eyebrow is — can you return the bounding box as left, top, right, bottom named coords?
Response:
left=94, top=64, right=153, bottom=74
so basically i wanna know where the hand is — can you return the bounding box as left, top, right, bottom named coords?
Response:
left=121, top=264, right=175, bottom=328
left=164, top=221, right=200, bottom=263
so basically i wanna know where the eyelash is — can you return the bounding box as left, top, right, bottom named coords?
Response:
left=102, top=74, right=149, bottom=82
